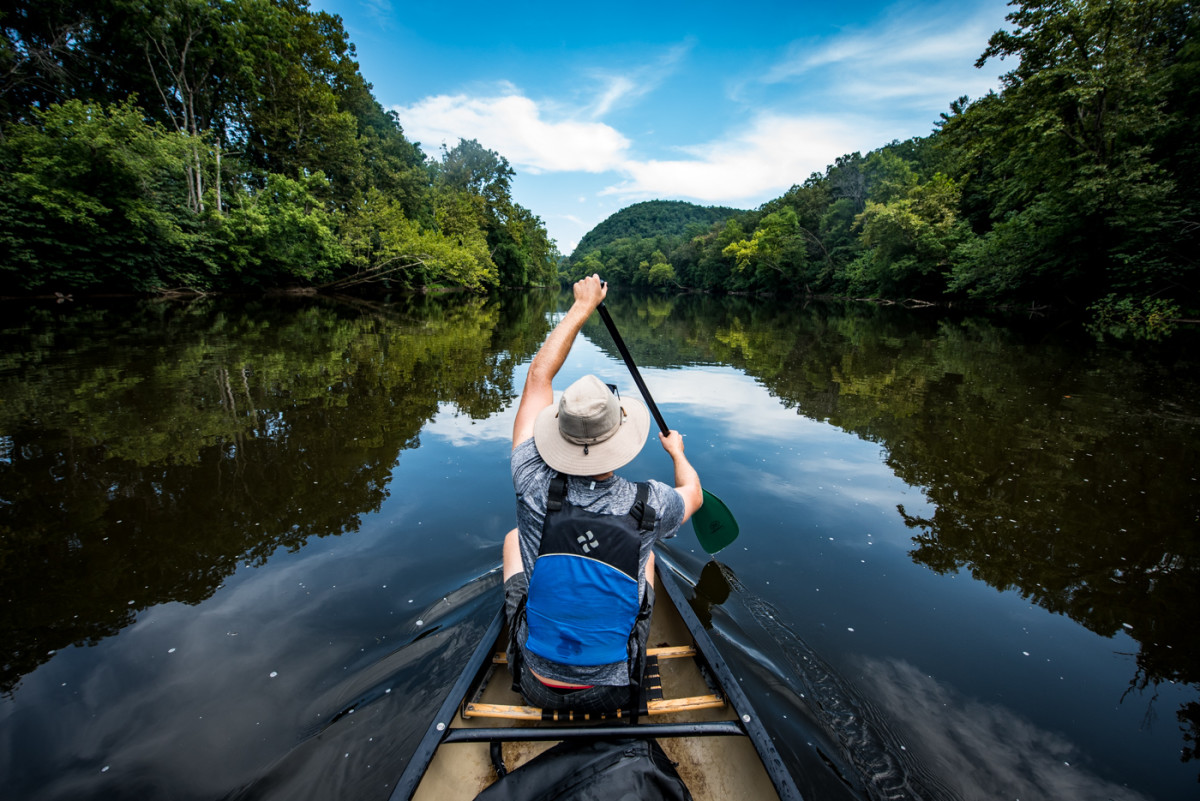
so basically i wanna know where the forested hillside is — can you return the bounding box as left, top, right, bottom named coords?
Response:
left=569, top=0, right=1198, bottom=334
left=567, top=200, right=741, bottom=289
left=0, top=0, right=558, bottom=295
left=574, top=200, right=740, bottom=256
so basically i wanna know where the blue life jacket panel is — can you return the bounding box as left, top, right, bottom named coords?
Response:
left=525, top=476, right=656, bottom=667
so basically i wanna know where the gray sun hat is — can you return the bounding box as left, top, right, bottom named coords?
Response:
left=532, top=374, right=650, bottom=475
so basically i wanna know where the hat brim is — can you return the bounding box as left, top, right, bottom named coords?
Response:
left=533, top=394, right=651, bottom=475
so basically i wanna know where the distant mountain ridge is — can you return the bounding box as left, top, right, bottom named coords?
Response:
left=571, top=200, right=743, bottom=259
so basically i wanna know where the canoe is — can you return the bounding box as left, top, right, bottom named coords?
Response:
left=389, top=560, right=803, bottom=801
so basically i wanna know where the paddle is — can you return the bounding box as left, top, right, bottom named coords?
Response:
left=595, top=300, right=740, bottom=554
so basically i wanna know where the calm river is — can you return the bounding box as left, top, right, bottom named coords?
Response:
left=1, top=291, right=1197, bottom=801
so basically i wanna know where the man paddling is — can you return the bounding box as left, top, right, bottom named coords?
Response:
left=503, top=274, right=703, bottom=712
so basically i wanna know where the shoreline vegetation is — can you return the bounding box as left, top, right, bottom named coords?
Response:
left=562, top=2, right=1199, bottom=340
left=0, top=1, right=558, bottom=299
left=2, top=1, right=1197, bottom=340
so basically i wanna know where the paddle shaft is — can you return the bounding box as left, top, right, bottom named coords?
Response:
left=597, top=303, right=670, bottom=436
left=594, top=290, right=739, bottom=554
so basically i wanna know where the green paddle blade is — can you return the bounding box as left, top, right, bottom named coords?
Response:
left=691, top=489, right=739, bottom=554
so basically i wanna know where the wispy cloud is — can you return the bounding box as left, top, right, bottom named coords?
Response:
left=391, top=1, right=1008, bottom=219
left=584, top=41, right=693, bottom=119
left=360, top=0, right=395, bottom=29
left=589, top=76, right=638, bottom=118
left=762, top=1, right=1007, bottom=106
left=393, top=42, right=694, bottom=174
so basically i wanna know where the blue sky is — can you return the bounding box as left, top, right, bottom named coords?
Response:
left=311, top=0, right=1013, bottom=254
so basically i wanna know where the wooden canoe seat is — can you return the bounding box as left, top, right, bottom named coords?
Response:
left=462, top=648, right=727, bottom=723
left=490, top=645, right=698, bottom=665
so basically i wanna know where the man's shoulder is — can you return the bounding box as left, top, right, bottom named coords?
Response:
left=512, top=436, right=539, bottom=463
left=512, top=437, right=552, bottom=492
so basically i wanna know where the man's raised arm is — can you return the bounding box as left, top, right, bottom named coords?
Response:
left=512, top=275, right=607, bottom=449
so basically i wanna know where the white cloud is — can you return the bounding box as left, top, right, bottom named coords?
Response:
left=394, top=92, right=630, bottom=174
left=602, top=113, right=880, bottom=203
left=390, top=2, right=1008, bottom=225
left=393, top=41, right=695, bottom=177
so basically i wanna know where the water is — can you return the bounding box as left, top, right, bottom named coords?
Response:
left=1, top=291, right=1196, bottom=800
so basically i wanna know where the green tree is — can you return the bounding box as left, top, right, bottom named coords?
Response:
left=852, top=173, right=972, bottom=297
left=0, top=98, right=206, bottom=292
left=330, top=187, right=497, bottom=291
left=722, top=207, right=809, bottom=289
left=941, top=0, right=1193, bottom=305
left=216, top=171, right=344, bottom=286
left=435, top=138, right=555, bottom=287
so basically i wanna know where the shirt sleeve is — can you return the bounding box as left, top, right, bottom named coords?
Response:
left=511, top=437, right=548, bottom=495
left=646, top=479, right=686, bottom=542
left=511, top=437, right=552, bottom=523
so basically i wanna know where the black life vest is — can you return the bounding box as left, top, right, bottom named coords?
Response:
left=524, top=474, right=657, bottom=666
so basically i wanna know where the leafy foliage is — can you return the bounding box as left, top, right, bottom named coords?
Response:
left=1087, top=293, right=1182, bottom=340
left=565, top=1, right=1197, bottom=333
left=0, top=0, right=554, bottom=295
left=573, top=200, right=743, bottom=257
left=0, top=99, right=204, bottom=291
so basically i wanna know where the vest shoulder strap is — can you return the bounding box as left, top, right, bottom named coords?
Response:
left=629, top=482, right=656, bottom=532
left=546, top=473, right=568, bottom=512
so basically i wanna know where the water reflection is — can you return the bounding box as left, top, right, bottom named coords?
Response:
left=0, top=292, right=554, bottom=694
left=690, top=559, right=732, bottom=630
left=673, top=553, right=954, bottom=801
left=595, top=294, right=1200, bottom=780
left=1, top=292, right=1196, bottom=800
left=857, top=657, right=1152, bottom=800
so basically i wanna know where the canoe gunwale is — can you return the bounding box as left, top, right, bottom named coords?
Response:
left=390, top=605, right=506, bottom=801
left=655, top=560, right=805, bottom=801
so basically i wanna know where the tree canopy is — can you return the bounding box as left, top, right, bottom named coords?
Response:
left=565, top=0, right=1198, bottom=335
left=0, top=0, right=558, bottom=295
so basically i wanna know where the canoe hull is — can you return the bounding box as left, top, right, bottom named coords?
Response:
left=392, top=561, right=802, bottom=801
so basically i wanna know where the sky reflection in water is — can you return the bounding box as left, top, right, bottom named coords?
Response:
left=1, top=294, right=1195, bottom=801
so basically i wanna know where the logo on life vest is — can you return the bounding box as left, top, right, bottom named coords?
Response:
left=577, top=530, right=598, bottom=553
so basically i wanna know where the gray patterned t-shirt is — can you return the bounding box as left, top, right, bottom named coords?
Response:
left=510, top=436, right=685, bottom=685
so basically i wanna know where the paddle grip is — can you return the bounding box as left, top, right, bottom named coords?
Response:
left=597, top=303, right=670, bottom=436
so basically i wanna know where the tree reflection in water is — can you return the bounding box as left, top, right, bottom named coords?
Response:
left=0, top=292, right=555, bottom=694
left=1, top=292, right=1196, bottom=796
left=591, top=293, right=1200, bottom=777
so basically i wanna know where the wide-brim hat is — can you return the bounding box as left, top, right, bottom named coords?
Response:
left=533, top=374, right=650, bottom=475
